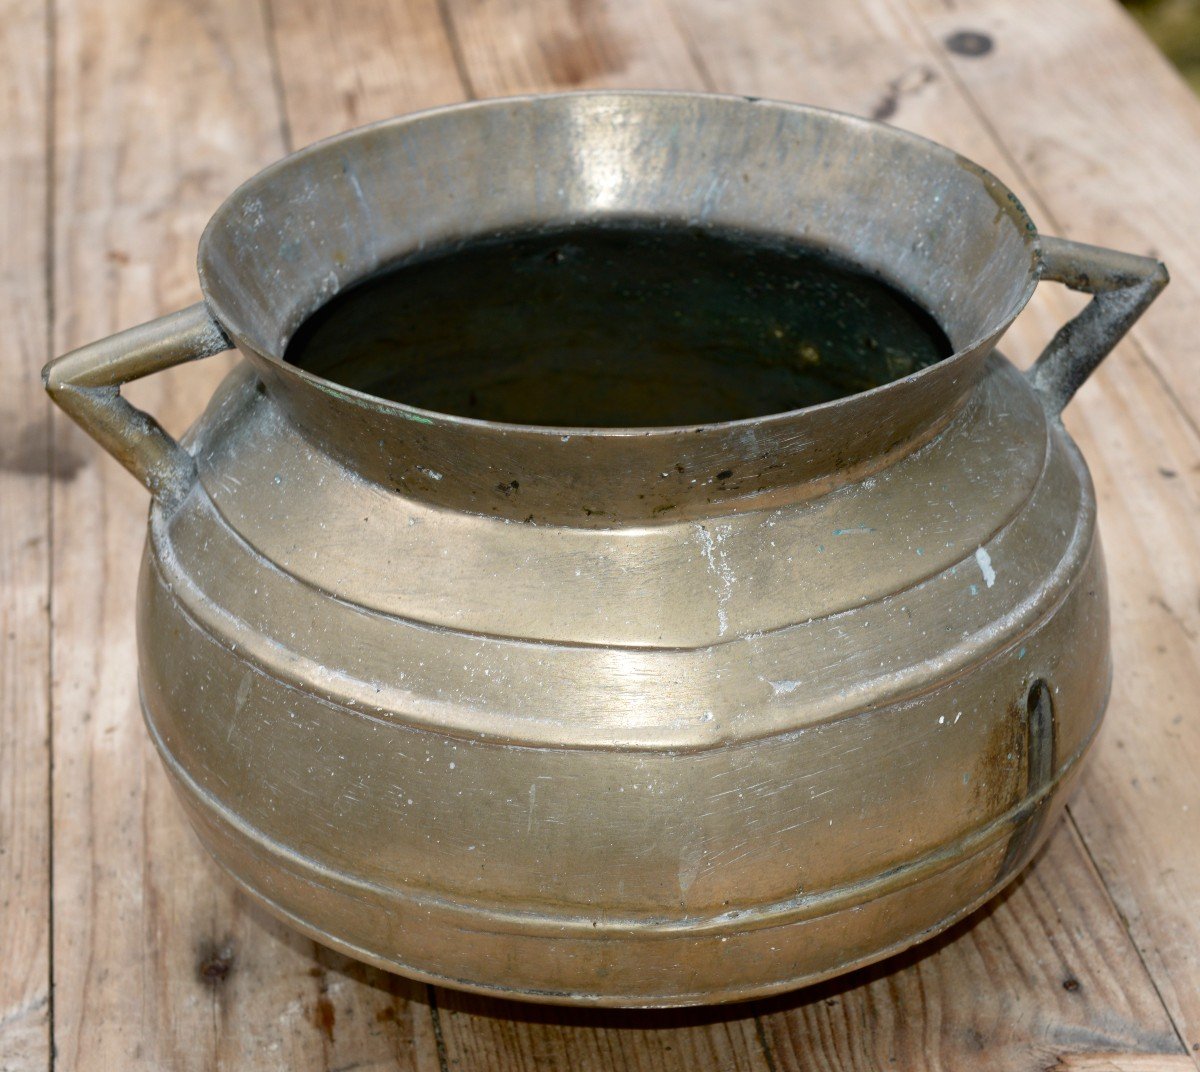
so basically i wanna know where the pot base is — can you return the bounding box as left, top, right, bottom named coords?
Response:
left=148, top=705, right=1089, bottom=1005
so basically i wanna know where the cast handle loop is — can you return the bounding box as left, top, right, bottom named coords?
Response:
left=42, top=302, right=232, bottom=505
left=1029, top=236, right=1168, bottom=415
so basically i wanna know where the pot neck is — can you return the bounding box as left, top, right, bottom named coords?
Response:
left=247, top=343, right=990, bottom=527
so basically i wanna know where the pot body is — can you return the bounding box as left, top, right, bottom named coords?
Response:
left=44, top=93, right=1166, bottom=1007
left=138, top=351, right=1105, bottom=1006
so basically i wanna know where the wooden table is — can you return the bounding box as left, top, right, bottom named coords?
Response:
left=3, top=0, right=1198, bottom=1068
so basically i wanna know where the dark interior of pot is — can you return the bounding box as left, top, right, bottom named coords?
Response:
left=283, top=220, right=954, bottom=428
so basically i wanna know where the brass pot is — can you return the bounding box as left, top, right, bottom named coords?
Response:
left=45, top=93, right=1167, bottom=1007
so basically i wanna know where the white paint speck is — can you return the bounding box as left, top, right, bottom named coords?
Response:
left=695, top=523, right=735, bottom=636
left=975, top=547, right=996, bottom=588
left=770, top=680, right=804, bottom=696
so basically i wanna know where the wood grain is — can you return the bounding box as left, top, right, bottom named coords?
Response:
left=45, top=0, right=449, bottom=1066
left=442, top=0, right=703, bottom=94
left=431, top=989, right=769, bottom=1072
left=1049, top=1056, right=1198, bottom=1072
left=265, top=0, right=465, bottom=147
left=906, top=0, right=1200, bottom=422
left=761, top=824, right=1182, bottom=1071
left=0, top=1, right=51, bottom=1069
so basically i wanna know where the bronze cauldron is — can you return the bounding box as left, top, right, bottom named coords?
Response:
left=44, top=93, right=1167, bottom=1006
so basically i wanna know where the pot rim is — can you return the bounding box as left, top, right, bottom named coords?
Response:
left=197, top=89, right=1042, bottom=440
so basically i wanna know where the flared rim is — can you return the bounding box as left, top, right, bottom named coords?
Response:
left=197, top=90, right=1042, bottom=441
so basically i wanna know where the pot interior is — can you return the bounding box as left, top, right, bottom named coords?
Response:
left=283, top=220, right=954, bottom=428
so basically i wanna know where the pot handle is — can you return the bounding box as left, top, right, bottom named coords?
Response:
left=42, top=302, right=232, bottom=504
left=1028, top=236, right=1168, bottom=415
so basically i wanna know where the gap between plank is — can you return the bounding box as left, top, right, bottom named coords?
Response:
left=1065, top=809, right=1190, bottom=1057
left=259, top=0, right=295, bottom=153
left=426, top=984, right=452, bottom=1072
left=663, top=0, right=718, bottom=93
left=434, top=0, right=478, bottom=101
left=754, top=1012, right=781, bottom=1072
left=45, top=0, right=59, bottom=1066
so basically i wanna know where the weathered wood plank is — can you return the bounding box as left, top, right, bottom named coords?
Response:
left=762, top=823, right=1182, bottom=1071
left=904, top=0, right=1200, bottom=422
left=1055, top=292, right=1200, bottom=1068
left=443, top=0, right=704, bottom=94
left=46, top=0, right=446, bottom=1065
left=1049, top=1056, right=1197, bottom=1072
left=432, top=988, right=769, bottom=1072
left=45, top=0, right=362, bottom=1066
left=265, top=0, right=464, bottom=147
left=0, top=1, right=51, bottom=1069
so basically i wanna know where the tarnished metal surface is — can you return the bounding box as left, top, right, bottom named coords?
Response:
left=43, top=92, right=1167, bottom=1006
left=41, top=303, right=230, bottom=503
left=1030, top=235, right=1169, bottom=413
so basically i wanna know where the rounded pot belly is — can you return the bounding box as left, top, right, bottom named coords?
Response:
left=137, top=356, right=1109, bottom=1005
